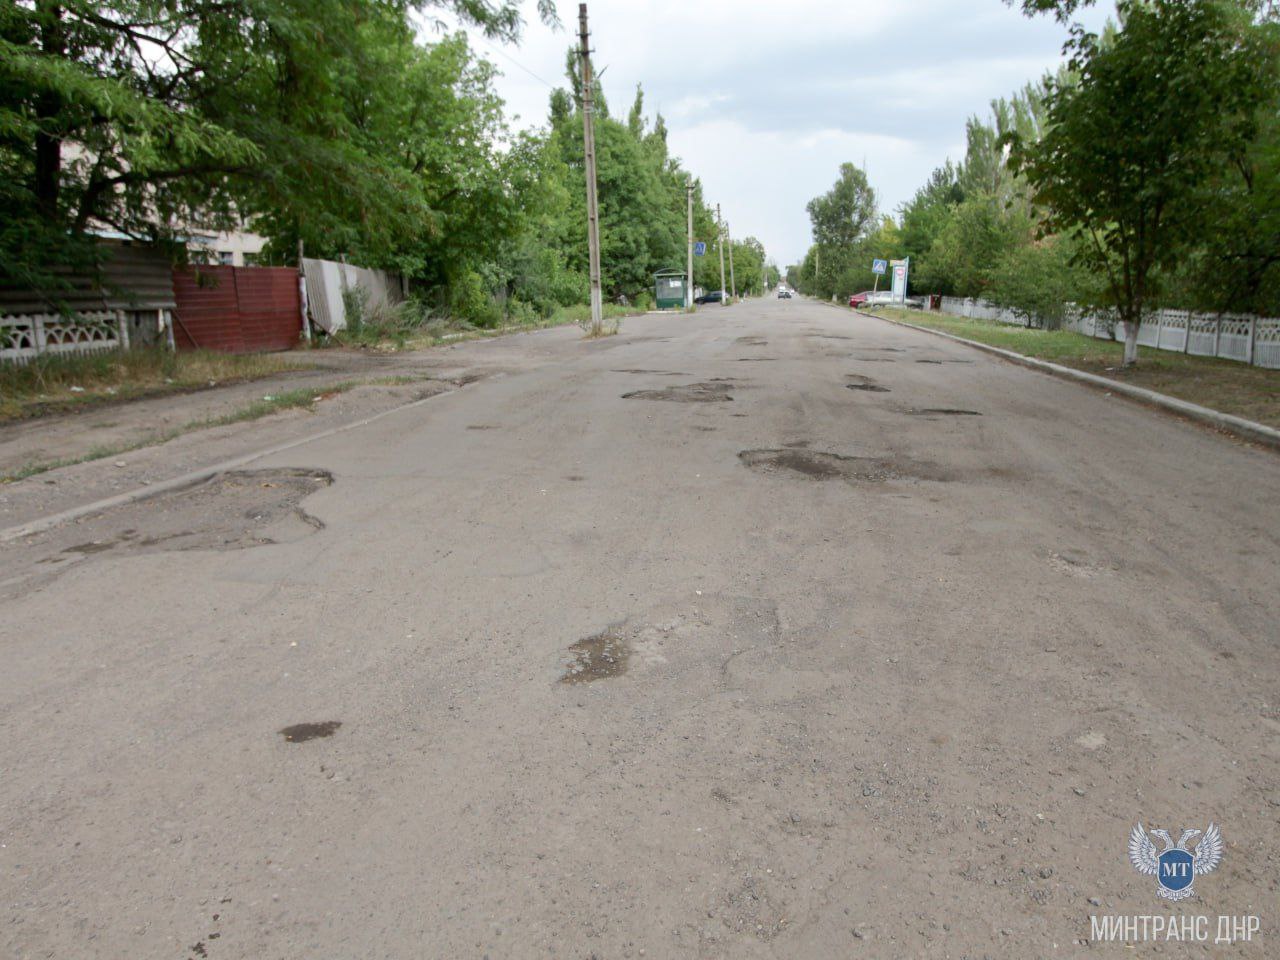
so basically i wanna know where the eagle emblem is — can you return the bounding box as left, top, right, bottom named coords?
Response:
left=1129, top=822, right=1223, bottom=901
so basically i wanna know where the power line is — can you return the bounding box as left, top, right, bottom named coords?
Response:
left=471, top=35, right=558, bottom=91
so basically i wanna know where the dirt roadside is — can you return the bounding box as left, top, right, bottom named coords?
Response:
left=0, top=325, right=589, bottom=531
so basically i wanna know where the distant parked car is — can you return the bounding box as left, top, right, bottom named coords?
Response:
left=694, top=290, right=726, bottom=305
left=777, top=289, right=792, bottom=299
left=848, top=291, right=874, bottom=308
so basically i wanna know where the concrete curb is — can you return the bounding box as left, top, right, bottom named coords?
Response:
left=0, top=389, right=454, bottom=543
left=866, top=310, right=1280, bottom=452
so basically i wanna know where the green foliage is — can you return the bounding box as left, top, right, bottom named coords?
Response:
left=449, top=268, right=502, bottom=328
left=986, top=235, right=1094, bottom=328
left=0, top=0, right=555, bottom=296
left=806, top=163, right=877, bottom=248
left=0, top=2, right=743, bottom=327
left=1009, top=0, right=1272, bottom=361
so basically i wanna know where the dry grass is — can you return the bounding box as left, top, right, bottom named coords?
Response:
left=871, top=308, right=1280, bottom=429
left=0, top=348, right=302, bottom=423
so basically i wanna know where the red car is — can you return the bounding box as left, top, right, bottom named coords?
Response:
left=848, top=291, right=874, bottom=308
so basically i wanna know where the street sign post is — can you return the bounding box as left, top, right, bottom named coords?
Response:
left=890, top=258, right=909, bottom=304
left=694, top=241, right=706, bottom=257
left=871, top=259, right=887, bottom=275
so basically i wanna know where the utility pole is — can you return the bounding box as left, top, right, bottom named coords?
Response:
left=686, top=178, right=693, bottom=309
left=716, top=203, right=726, bottom=306
left=578, top=4, right=603, bottom=335
left=726, top=221, right=737, bottom=301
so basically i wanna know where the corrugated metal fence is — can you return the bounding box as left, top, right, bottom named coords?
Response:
left=300, top=258, right=404, bottom=334
left=936, top=297, right=1280, bottom=369
left=172, top=265, right=303, bottom=353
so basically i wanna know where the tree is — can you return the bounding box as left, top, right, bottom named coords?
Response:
left=1008, top=0, right=1270, bottom=364
left=0, top=0, right=557, bottom=296
left=806, top=163, right=876, bottom=248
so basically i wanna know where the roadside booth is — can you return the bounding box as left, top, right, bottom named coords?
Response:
left=654, top=269, right=688, bottom=310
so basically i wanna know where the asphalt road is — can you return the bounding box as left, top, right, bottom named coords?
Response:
left=3, top=297, right=1278, bottom=958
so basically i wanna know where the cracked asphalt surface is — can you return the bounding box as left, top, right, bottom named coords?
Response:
left=2, top=297, right=1278, bottom=958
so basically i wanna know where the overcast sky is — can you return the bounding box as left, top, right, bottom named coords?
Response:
left=433, top=0, right=1114, bottom=268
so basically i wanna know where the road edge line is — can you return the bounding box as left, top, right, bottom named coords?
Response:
left=864, top=311, right=1280, bottom=452
left=0, top=389, right=454, bottom=543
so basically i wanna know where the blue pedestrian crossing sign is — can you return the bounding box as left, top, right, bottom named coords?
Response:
left=694, top=241, right=707, bottom=256
left=872, top=258, right=888, bottom=275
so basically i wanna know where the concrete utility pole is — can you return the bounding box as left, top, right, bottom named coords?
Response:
left=726, top=221, right=737, bottom=301
left=686, top=178, right=693, bottom=309
left=578, top=4, right=603, bottom=335
left=716, top=203, right=726, bottom=306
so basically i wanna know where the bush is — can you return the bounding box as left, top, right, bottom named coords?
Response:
left=449, top=269, right=502, bottom=328
left=986, top=235, right=1092, bottom=329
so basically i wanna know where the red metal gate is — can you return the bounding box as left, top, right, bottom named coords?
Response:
left=172, top=266, right=301, bottom=353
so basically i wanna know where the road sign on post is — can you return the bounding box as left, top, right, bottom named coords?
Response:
left=694, top=242, right=706, bottom=256
left=872, top=259, right=887, bottom=275
left=890, top=258, right=909, bottom=304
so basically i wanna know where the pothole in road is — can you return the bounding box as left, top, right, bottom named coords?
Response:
left=735, top=336, right=768, bottom=346
left=44, top=468, right=333, bottom=561
left=739, top=449, right=950, bottom=483
left=622, top=382, right=734, bottom=403
left=907, top=408, right=982, bottom=417
left=846, top=375, right=890, bottom=393
left=915, top=358, right=973, bottom=364
left=611, top=369, right=691, bottom=376
left=737, top=357, right=776, bottom=362
left=560, top=627, right=630, bottom=684
left=279, top=721, right=342, bottom=743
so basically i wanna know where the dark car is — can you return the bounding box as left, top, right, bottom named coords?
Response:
left=777, top=288, right=792, bottom=299
left=694, top=290, right=726, bottom=305
left=848, top=290, right=874, bottom=308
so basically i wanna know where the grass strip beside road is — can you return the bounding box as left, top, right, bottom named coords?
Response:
left=869, top=307, right=1280, bottom=429
left=0, top=348, right=303, bottom=424
left=327, top=302, right=647, bottom=350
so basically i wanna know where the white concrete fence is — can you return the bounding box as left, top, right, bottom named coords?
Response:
left=936, top=297, right=1280, bottom=369
left=1, top=310, right=131, bottom=364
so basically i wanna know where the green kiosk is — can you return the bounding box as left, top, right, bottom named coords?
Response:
left=653, top=269, right=688, bottom=310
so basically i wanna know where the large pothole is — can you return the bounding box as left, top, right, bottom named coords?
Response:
left=738, top=449, right=950, bottom=483
left=846, top=375, right=890, bottom=393
left=622, top=382, right=734, bottom=403
left=36, top=467, right=334, bottom=565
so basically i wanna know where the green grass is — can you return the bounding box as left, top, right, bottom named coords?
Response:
left=324, top=301, right=651, bottom=351
left=0, top=347, right=303, bottom=423
left=871, top=307, right=1280, bottom=429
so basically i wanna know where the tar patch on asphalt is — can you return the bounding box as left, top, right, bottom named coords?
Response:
left=907, top=408, right=982, bottom=416
left=279, top=721, right=342, bottom=743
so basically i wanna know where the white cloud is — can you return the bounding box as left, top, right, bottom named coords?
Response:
left=432, top=0, right=1115, bottom=265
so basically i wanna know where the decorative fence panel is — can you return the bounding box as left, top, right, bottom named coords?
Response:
left=934, top=297, right=1279, bottom=369
left=1, top=311, right=127, bottom=364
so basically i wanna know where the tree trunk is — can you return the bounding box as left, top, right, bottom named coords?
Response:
left=34, top=2, right=65, bottom=219
left=1123, top=319, right=1140, bottom=367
